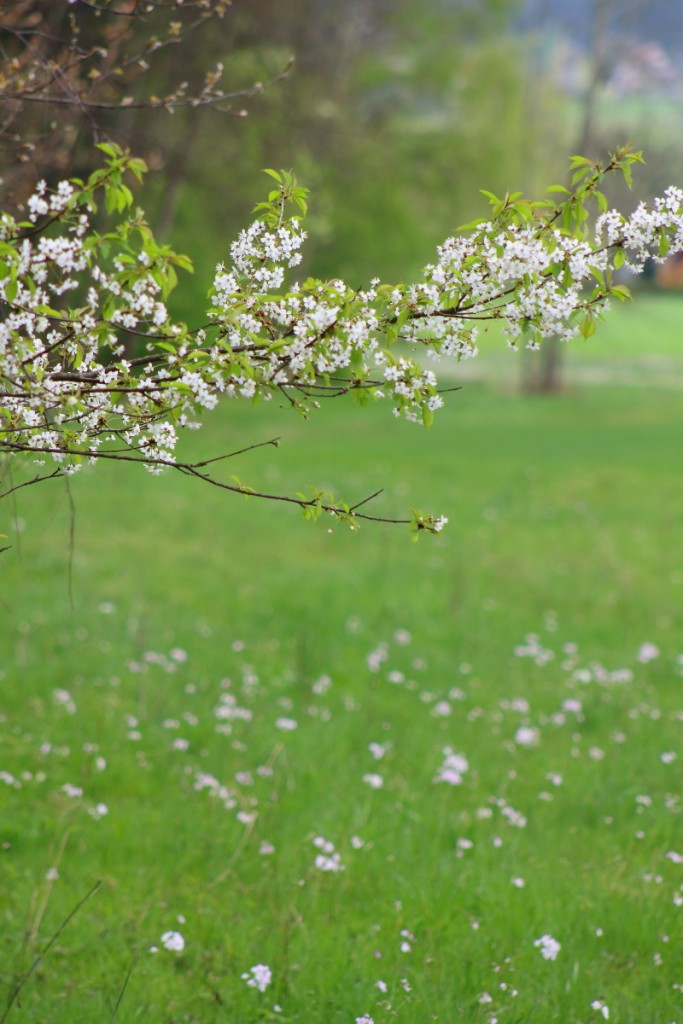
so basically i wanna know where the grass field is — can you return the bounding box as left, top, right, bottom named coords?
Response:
left=2, top=300, right=683, bottom=1023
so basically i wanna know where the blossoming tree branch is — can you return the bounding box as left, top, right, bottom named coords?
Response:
left=1, top=145, right=682, bottom=532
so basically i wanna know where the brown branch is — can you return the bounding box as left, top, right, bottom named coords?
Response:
left=0, top=468, right=63, bottom=500
left=0, top=441, right=410, bottom=525
left=193, top=436, right=280, bottom=469
left=0, top=87, right=260, bottom=112
left=0, top=60, right=293, bottom=114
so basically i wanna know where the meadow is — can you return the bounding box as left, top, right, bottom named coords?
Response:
left=1, top=298, right=683, bottom=1023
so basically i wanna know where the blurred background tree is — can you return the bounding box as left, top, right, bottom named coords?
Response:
left=0, top=0, right=267, bottom=203
left=519, top=0, right=683, bottom=390
left=2, top=0, right=682, bottom=335
left=146, top=0, right=566, bottom=318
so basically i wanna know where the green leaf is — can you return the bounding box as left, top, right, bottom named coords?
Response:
left=568, top=155, right=594, bottom=168
left=95, top=142, right=119, bottom=158
left=595, top=191, right=608, bottom=213
left=571, top=168, right=590, bottom=186
left=480, top=189, right=501, bottom=208
left=118, top=184, right=134, bottom=209
left=163, top=265, right=178, bottom=297
left=170, top=253, right=194, bottom=273
left=422, top=406, right=434, bottom=428
left=293, top=195, right=308, bottom=216
left=609, top=284, right=631, bottom=301
left=263, top=169, right=283, bottom=183
left=457, top=217, right=486, bottom=231
left=128, top=158, right=147, bottom=182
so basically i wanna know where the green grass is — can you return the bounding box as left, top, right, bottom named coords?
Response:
left=2, top=327, right=683, bottom=1022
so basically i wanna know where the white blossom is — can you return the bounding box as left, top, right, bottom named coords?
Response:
left=161, top=930, right=185, bottom=952
left=241, top=964, right=272, bottom=992
left=534, top=934, right=561, bottom=961
left=4, top=148, right=683, bottom=537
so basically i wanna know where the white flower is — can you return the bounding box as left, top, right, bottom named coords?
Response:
left=312, top=674, right=332, bottom=695
left=275, top=717, right=298, bottom=731
left=315, top=852, right=344, bottom=872
left=433, top=748, right=469, bottom=785
left=515, top=726, right=540, bottom=748
left=88, top=802, right=109, bottom=819
left=161, top=931, right=185, bottom=952
left=61, top=783, right=83, bottom=799
left=591, top=999, right=609, bottom=1019
left=242, top=963, right=272, bottom=993
left=637, top=642, right=659, bottom=663
left=534, top=934, right=561, bottom=961
left=362, top=773, right=384, bottom=789
left=52, top=688, right=76, bottom=713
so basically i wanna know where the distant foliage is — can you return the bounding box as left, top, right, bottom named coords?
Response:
left=0, top=0, right=277, bottom=208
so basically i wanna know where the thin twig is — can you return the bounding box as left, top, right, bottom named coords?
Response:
left=0, top=470, right=63, bottom=501
left=0, top=443, right=411, bottom=524
left=348, top=488, right=383, bottom=512
left=193, top=436, right=280, bottom=468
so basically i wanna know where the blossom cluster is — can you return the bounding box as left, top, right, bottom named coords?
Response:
left=534, top=934, right=561, bottom=961
left=241, top=963, right=272, bottom=993
left=2, top=146, right=682, bottom=515
left=596, top=186, right=683, bottom=270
